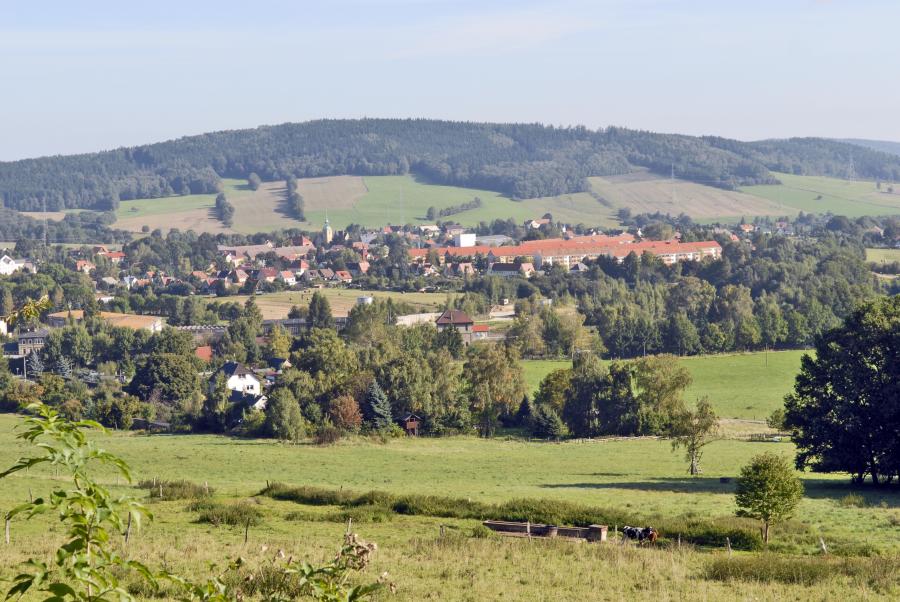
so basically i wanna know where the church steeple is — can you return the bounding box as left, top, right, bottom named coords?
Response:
left=323, top=210, right=333, bottom=244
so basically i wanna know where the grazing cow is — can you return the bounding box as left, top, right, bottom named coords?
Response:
left=622, top=526, right=658, bottom=544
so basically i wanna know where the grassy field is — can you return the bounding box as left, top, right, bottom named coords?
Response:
left=741, top=173, right=900, bottom=218
left=1, top=410, right=898, bottom=600
left=589, top=171, right=789, bottom=219
left=111, top=174, right=620, bottom=233
left=115, top=179, right=308, bottom=235
left=217, top=289, right=455, bottom=319
left=522, top=350, right=805, bottom=421
left=866, top=247, right=900, bottom=263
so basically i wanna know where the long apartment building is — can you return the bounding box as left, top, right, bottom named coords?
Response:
left=409, top=234, right=721, bottom=269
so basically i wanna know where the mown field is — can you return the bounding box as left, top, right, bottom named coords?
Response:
left=1, top=410, right=898, bottom=601
left=866, top=247, right=900, bottom=263
left=217, top=289, right=455, bottom=319
left=589, top=171, right=789, bottom=219
left=741, top=173, right=900, bottom=218
left=522, top=350, right=805, bottom=421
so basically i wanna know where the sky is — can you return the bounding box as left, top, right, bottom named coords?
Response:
left=1, top=0, right=898, bottom=160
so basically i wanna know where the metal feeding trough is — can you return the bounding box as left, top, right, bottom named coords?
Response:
left=482, top=520, right=607, bottom=542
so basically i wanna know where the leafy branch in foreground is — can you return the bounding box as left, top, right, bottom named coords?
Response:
left=1, top=402, right=389, bottom=601
left=1, top=402, right=154, bottom=601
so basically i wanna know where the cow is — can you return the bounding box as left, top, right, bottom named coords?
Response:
left=622, top=526, right=659, bottom=544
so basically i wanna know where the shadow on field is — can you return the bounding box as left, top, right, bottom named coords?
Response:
left=541, top=478, right=735, bottom=494
left=542, top=478, right=900, bottom=506
left=798, top=479, right=900, bottom=507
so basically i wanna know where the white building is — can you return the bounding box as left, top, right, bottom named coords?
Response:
left=0, top=255, right=33, bottom=276
left=209, top=361, right=261, bottom=396
left=454, top=232, right=477, bottom=248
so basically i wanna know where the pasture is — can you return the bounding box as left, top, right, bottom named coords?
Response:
left=741, top=173, right=900, bottom=218
left=1, top=411, right=898, bottom=600
left=216, top=288, right=454, bottom=319
left=522, top=350, right=805, bottom=420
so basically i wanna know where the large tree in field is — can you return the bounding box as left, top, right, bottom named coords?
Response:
left=784, top=296, right=900, bottom=485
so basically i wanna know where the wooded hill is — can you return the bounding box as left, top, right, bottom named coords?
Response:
left=4, top=118, right=900, bottom=211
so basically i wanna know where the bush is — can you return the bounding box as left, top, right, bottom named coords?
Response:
left=838, top=493, right=868, bottom=508
left=196, top=500, right=263, bottom=526
left=137, top=479, right=213, bottom=500
left=314, top=422, right=342, bottom=445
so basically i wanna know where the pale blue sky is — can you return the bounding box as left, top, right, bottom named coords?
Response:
left=1, top=0, right=897, bottom=160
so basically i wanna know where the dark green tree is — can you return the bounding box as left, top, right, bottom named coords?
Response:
left=784, top=296, right=900, bottom=485
left=307, top=291, right=334, bottom=330
left=364, top=380, right=392, bottom=430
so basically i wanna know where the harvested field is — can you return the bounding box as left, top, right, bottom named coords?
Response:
left=590, top=170, right=789, bottom=218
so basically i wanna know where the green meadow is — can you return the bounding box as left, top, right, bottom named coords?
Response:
left=1, top=409, right=898, bottom=601
left=521, top=350, right=805, bottom=420
left=741, top=173, right=900, bottom=218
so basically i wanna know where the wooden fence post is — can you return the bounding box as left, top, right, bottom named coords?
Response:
left=244, top=518, right=250, bottom=545
left=819, top=537, right=828, bottom=554
left=726, top=537, right=732, bottom=556
left=5, top=517, right=9, bottom=545
left=125, top=512, right=132, bottom=544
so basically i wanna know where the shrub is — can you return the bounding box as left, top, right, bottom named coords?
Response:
left=329, top=394, right=363, bottom=432
left=838, top=493, right=868, bottom=508
left=196, top=500, right=264, bottom=526
left=314, top=422, right=343, bottom=445
left=137, top=478, right=213, bottom=500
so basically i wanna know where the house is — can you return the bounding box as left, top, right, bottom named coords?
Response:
left=346, top=261, right=370, bottom=276
left=256, top=267, right=279, bottom=283
left=0, top=255, right=33, bottom=276
left=487, top=262, right=535, bottom=279
left=194, top=345, right=214, bottom=362
left=278, top=271, right=297, bottom=286
left=231, top=269, right=249, bottom=285
left=229, top=390, right=268, bottom=412
left=435, top=309, right=476, bottom=343
left=210, top=361, right=262, bottom=396
left=17, top=329, right=49, bottom=356
left=472, top=324, right=490, bottom=341
left=46, top=310, right=165, bottom=332
left=455, top=262, right=476, bottom=276
left=75, top=260, right=96, bottom=274
left=525, top=218, right=551, bottom=229
left=333, top=270, right=353, bottom=283
left=98, top=251, right=126, bottom=264
left=739, top=223, right=756, bottom=234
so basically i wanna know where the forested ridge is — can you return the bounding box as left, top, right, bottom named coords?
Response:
left=4, top=119, right=900, bottom=211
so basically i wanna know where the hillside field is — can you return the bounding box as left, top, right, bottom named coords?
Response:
left=741, top=173, right=900, bottom=218
left=1, top=410, right=898, bottom=600
left=104, top=169, right=900, bottom=236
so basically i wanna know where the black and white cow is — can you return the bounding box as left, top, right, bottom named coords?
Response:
left=622, top=525, right=658, bottom=544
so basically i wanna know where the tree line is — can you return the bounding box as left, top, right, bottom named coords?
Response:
left=5, top=118, right=900, bottom=211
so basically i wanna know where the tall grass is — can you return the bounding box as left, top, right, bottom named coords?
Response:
left=260, top=483, right=765, bottom=550
left=137, top=479, right=213, bottom=501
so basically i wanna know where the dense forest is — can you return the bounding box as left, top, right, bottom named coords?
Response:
left=0, top=209, right=131, bottom=245
left=4, top=119, right=900, bottom=211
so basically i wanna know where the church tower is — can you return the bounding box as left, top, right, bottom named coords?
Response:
left=323, top=211, right=333, bottom=244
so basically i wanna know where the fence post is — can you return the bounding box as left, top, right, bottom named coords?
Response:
left=819, top=537, right=828, bottom=555
left=125, top=512, right=132, bottom=544
left=244, top=518, right=250, bottom=545
left=5, top=517, right=9, bottom=545
left=677, top=533, right=681, bottom=549
left=726, top=537, right=732, bottom=556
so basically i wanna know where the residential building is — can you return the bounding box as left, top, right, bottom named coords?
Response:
left=435, top=309, right=475, bottom=343
left=209, top=361, right=262, bottom=396
left=17, top=329, right=49, bottom=356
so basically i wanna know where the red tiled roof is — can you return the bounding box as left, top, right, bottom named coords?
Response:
left=435, top=309, right=474, bottom=325
left=472, top=324, right=490, bottom=332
